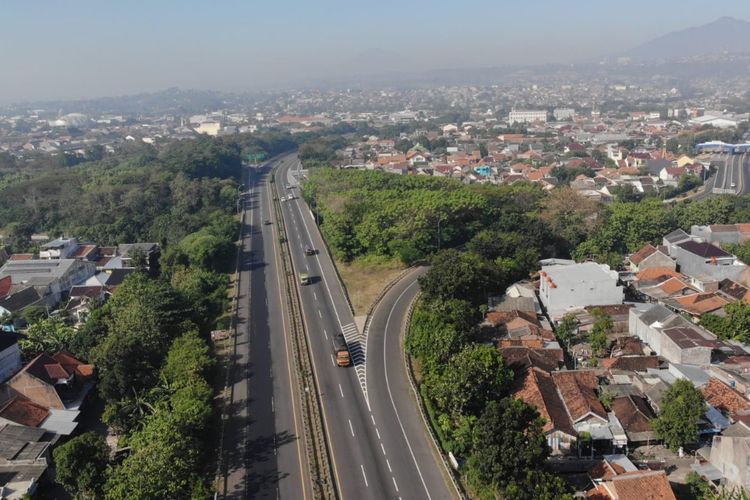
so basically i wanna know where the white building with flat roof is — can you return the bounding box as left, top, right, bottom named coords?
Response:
left=508, top=110, right=548, bottom=124
left=553, top=108, right=575, bottom=121
left=539, top=262, right=624, bottom=319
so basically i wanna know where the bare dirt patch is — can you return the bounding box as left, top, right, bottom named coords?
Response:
left=336, top=258, right=406, bottom=316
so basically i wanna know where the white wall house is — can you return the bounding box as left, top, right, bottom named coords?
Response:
left=539, top=262, right=624, bottom=319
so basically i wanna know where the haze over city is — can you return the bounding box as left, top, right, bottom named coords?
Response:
left=4, top=0, right=750, bottom=102
left=6, top=2, right=750, bottom=499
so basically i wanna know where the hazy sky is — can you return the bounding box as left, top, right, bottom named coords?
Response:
left=2, top=0, right=750, bottom=103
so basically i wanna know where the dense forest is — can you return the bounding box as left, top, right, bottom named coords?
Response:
left=0, top=131, right=296, bottom=252
left=302, top=167, right=750, bottom=270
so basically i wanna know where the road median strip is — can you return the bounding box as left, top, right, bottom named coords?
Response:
left=272, top=164, right=337, bottom=500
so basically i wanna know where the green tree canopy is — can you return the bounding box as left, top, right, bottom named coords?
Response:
left=653, top=379, right=705, bottom=451
left=428, top=344, right=512, bottom=420
left=19, top=317, right=74, bottom=358
left=700, top=301, right=750, bottom=342
left=53, top=432, right=109, bottom=499
left=419, top=250, right=501, bottom=306
left=467, top=398, right=550, bottom=492
left=92, top=273, right=191, bottom=402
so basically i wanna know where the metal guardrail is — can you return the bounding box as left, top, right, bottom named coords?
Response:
left=271, top=166, right=337, bottom=500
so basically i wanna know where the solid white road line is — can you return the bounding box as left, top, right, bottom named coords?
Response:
left=383, top=279, right=433, bottom=499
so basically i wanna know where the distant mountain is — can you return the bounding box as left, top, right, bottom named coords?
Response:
left=335, top=48, right=414, bottom=76
left=623, top=16, right=750, bottom=61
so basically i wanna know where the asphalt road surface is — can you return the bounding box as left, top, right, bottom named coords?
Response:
left=276, top=155, right=456, bottom=499
left=222, top=159, right=309, bottom=499
left=706, top=152, right=750, bottom=196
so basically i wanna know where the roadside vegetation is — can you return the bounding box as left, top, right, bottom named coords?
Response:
left=298, top=164, right=750, bottom=498
left=1, top=133, right=296, bottom=498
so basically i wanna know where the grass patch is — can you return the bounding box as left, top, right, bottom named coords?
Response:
left=336, top=256, right=406, bottom=316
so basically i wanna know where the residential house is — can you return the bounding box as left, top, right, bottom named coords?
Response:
left=662, top=229, right=691, bottom=256
left=660, top=327, right=716, bottom=365
left=704, top=421, right=750, bottom=494
left=0, top=287, right=43, bottom=319
left=702, top=378, right=750, bottom=422
left=629, top=303, right=716, bottom=365
left=66, top=285, right=106, bottom=325
left=601, top=356, right=659, bottom=372
left=588, top=470, right=677, bottom=500
left=672, top=241, right=747, bottom=283
left=691, top=224, right=750, bottom=247
left=665, top=292, right=730, bottom=318
left=539, top=262, right=624, bottom=319
left=0, top=424, right=54, bottom=499
left=0, top=397, right=49, bottom=429
left=513, top=367, right=576, bottom=455
left=659, top=167, right=687, bottom=184
left=38, top=238, right=78, bottom=260
left=628, top=244, right=675, bottom=273
left=501, top=347, right=564, bottom=372
left=551, top=371, right=611, bottom=445
left=0, top=259, right=96, bottom=306
left=7, top=353, right=93, bottom=411
left=610, top=395, right=657, bottom=446
left=0, top=335, right=21, bottom=384
left=116, top=243, right=160, bottom=273
left=718, top=279, right=750, bottom=303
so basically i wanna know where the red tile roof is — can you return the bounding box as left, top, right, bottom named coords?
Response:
left=611, top=395, right=655, bottom=435
left=514, top=367, right=575, bottom=436
left=7, top=254, right=33, bottom=261
left=485, top=310, right=539, bottom=328
left=609, top=470, right=676, bottom=500
left=601, top=356, right=659, bottom=371
left=657, top=277, right=696, bottom=296
left=53, top=351, right=94, bottom=380
left=0, top=276, right=11, bottom=300
left=0, top=396, right=49, bottom=427
left=500, top=347, right=563, bottom=372
left=552, top=371, right=607, bottom=422
left=672, top=292, right=729, bottom=315
left=702, top=378, right=750, bottom=417
left=629, top=245, right=657, bottom=266
left=636, top=267, right=682, bottom=282
left=69, top=244, right=97, bottom=259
